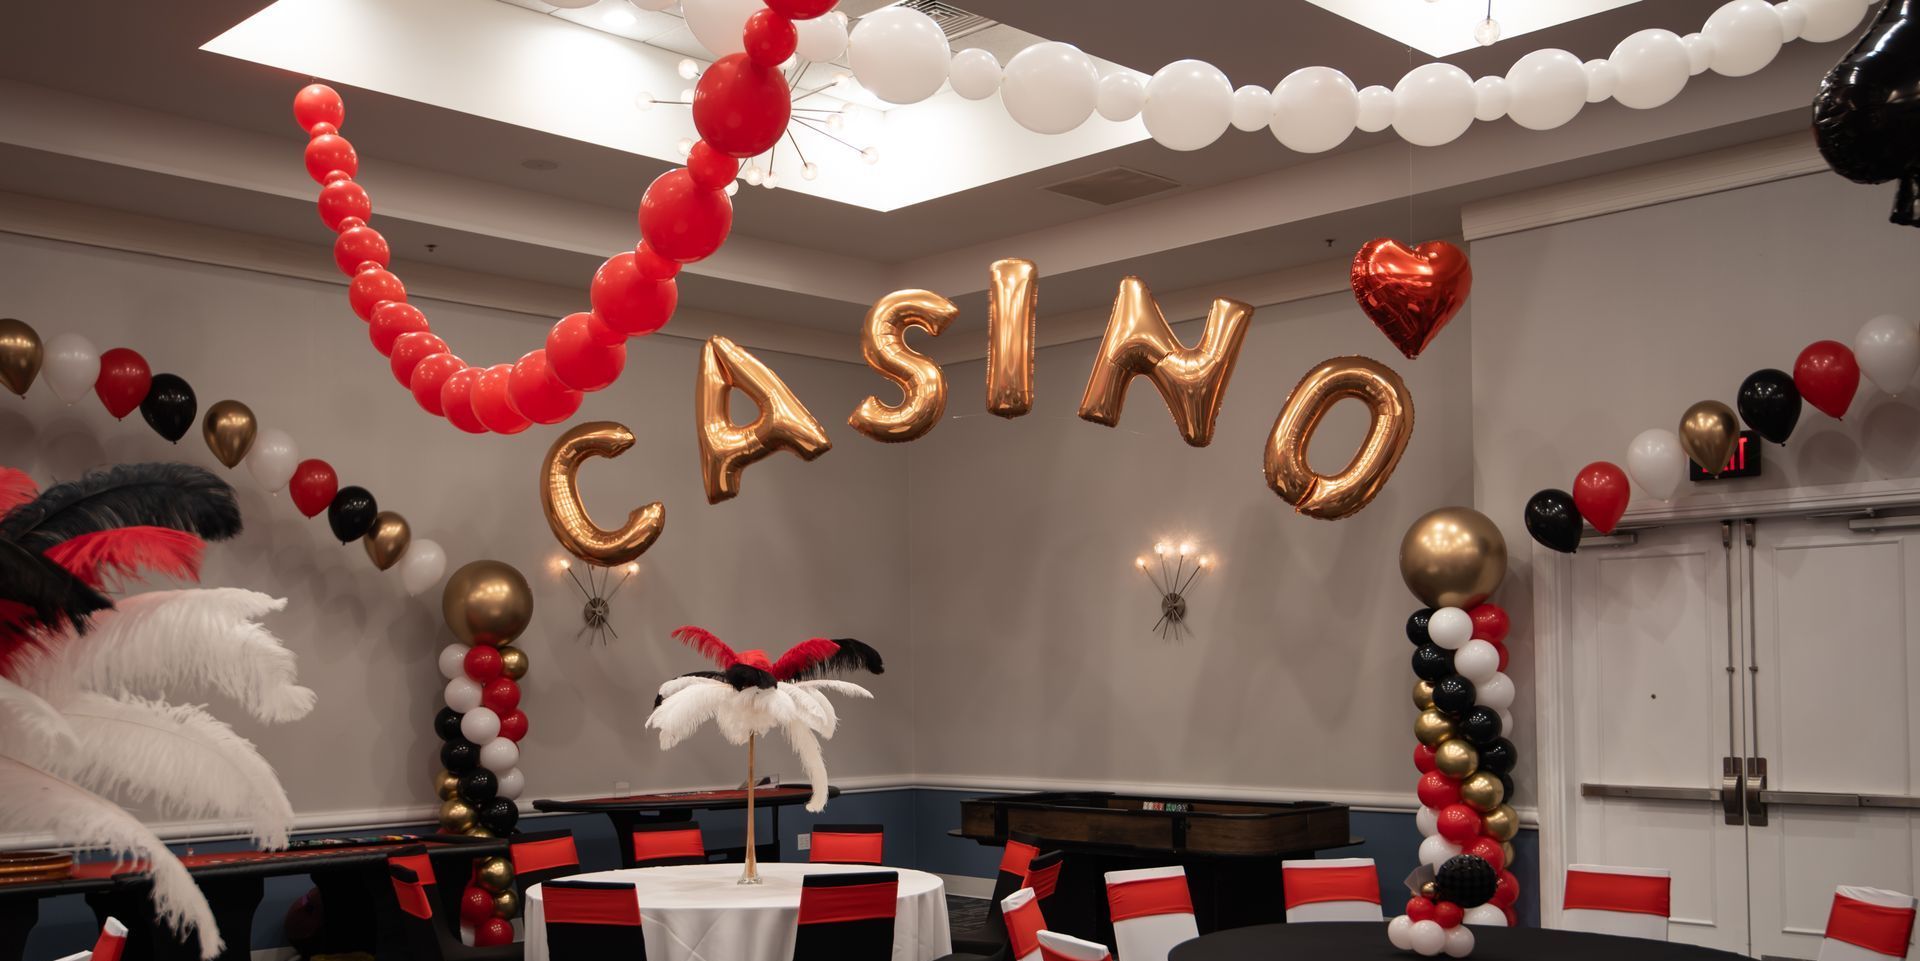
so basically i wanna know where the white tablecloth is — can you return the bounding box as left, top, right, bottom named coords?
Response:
left=524, top=862, right=952, bottom=961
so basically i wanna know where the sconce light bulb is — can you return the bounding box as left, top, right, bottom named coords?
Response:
left=1154, top=542, right=1168, bottom=556
left=1134, top=557, right=1147, bottom=569
left=1199, top=556, right=1212, bottom=568
left=1178, top=542, right=1193, bottom=556
left=626, top=563, right=640, bottom=574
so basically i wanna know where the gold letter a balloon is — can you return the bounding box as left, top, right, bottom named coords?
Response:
left=697, top=336, right=832, bottom=504
left=540, top=420, right=665, bottom=566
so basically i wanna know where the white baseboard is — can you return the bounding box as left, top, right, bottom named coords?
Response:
left=937, top=873, right=997, bottom=899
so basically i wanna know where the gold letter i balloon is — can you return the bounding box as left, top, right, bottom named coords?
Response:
left=697, top=336, right=832, bottom=504
left=848, top=290, right=957, bottom=443
left=985, top=258, right=1037, bottom=418
left=540, top=421, right=665, bottom=566
left=1077, top=276, right=1253, bottom=447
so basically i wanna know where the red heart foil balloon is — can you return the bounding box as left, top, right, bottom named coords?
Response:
left=1350, top=239, right=1473, bottom=359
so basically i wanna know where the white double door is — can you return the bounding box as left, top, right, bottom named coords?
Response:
left=1559, top=515, right=1920, bottom=959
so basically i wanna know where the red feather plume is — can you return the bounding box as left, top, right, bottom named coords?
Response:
left=42, top=526, right=206, bottom=590
left=770, top=639, right=841, bottom=681
left=0, top=467, right=37, bottom=514
left=670, top=625, right=741, bottom=670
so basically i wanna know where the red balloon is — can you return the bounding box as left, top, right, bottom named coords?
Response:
left=1406, top=897, right=1436, bottom=923
left=633, top=243, right=682, bottom=281
left=1463, top=836, right=1505, bottom=873
left=390, top=332, right=450, bottom=387
left=744, top=9, right=798, bottom=67
left=304, top=133, right=358, bottom=185
left=687, top=142, right=740, bottom=191
left=1436, top=803, right=1483, bottom=843
left=409, top=353, right=465, bottom=416
left=307, top=122, right=338, bottom=139
left=1417, top=771, right=1462, bottom=810
left=463, top=646, right=504, bottom=682
left=638, top=168, right=733, bottom=264
left=1414, top=743, right=1437, bottom=774
left=1492, top=870, right=1520, bottom=908
left=1571, top=461, right=1630, bottom=534
left=289, top=459, right=339, bottom=519
left=473, top=917, right=513, bottom=947
left=439, top=366, right=488, bottom=434
left=1500, top=904, right=1518, bottom=927
left=499, top=709, right=529, bottom=743
left=482, top=677, right=521, bottom=714
left=94, top=348, right=152, bottom=420
left=459, top=885, right=494, bottom=925
left=369, top=302, right=430, bottom=356
left=590, top=252, right=679, bottom=337
left=1469, top=604, right=1509, bottom=644
left=349, top=268, right=406, bottom=321
left=472, top=364, right=531, bottom=435
left=293, top=84, right=345, bottom=132
left=317, top=179, right=372, bottom=232
left=1492, top=639, right=1509, bottom=673
left=507, top=350, right=583, bottom=425
left=333, top=225, right=390, bottom=276
left=691, top=54, right=792, bottom=159
left=764, top=0, right=838, bottom=19
left=1795, top=339, right=1861, bottom=419
left=1432, top=901, right=1465, bottom=929
left=546, top=312, right=627, bottom=392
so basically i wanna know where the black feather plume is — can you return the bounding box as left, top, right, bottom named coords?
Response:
left=0, top=539, right=112, bottom=636
left=725, top=663, right=778, bottom=691
left=0, top=463, right=241, bottom=553
left=783, top=638, right=884, bottom=682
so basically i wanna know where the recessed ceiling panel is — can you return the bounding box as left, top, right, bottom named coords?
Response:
left=1302, top=0, right=1644, bottom=57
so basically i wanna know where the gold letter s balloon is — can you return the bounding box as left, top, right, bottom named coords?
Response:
left=1678, top=400, right=1740, bottom=475
left=848, top=290, right=956, bottom=443
left=985, top=258, right=1037, bottom=418
left=697, top=336, right=832, bottom=504
left=1077, top=277, right=1253, bottom=447
left=201, top=399, right=258, bottom=469
left=1264, top=356, right=1414, bottom=520
left=540, top=420, right=665, bottom=566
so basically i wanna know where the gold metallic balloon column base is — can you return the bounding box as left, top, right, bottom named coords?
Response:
left=740, top=735, right=762, bottom=885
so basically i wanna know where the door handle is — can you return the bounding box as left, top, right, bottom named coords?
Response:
left=1745, top=756, right=1768, bottom=826
left=1722, top=756, right=1745, bottom=825
left=1580, top=783, right=1721, bottom=802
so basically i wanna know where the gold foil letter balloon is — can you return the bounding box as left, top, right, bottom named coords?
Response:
left=201, top=399, right=257, bottom=469
left=1077, top=277, right=1253, bottom=447
left=986, top=258, right=1037, bottom=418
left=1400, top=507, right=1507, bottom=609
left=848, top=290, right=956, bottom=443
left=1264, top=356, right=1414, bottom=520
left=442, top=560, right=533, bottom=647
left=1679, top=400, right=1740, bottom=475
left=697, top=336, right=832, bottom=504
left=540, top=421, right=665, bottom=566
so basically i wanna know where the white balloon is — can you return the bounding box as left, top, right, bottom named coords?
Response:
left=1393, top=62, right=1475, bottom=146
left=1429, top=607, right=1473, bottom=650
left=847, top=5, right=950, bottom=105
left=461, top=706, right=502, bottom=745
left=445, top=676, right=483, bottom=713
left=1472, top=76, right=1509, bottom=121
left=1096, top=70, right=1148, bottom=121
left=496, top=767, right=526, bottom=801
left=1416, top=804, right=1440, bottom=838
left=400, top=538, right=448, bottom=597
left=1498, top=708, right=1516, bottom=737
left=479, top=736, right=520, bottom=773
left=1798, top=0, right=1871, bottom=42
left=1356, top=85, right=1395, bottom=132
left=1419, top=834, right=1463, bottom=869
left=1682, top=33, right=1715, bottom=75
left=1583, top=59, right=1616, bottom=102
left=1505, top=48, right=1587, bottom=130
left=1001, top=42, right=1099, bottom=134
left=1610, top=29, right=1691, bottom=109
left=1142, top=59, right=1233, bottom=151
left=1627, top=428, right=1687, bottom=501
left=1410, top=919, right=1448, bottom=956
left=1388, top=916, right=1416, bottom=950
left=1477, top=672, right=1516, bottom=711
left=1463, top=903, right=1508, bottom=926
left=1703, top=0, right=1785, bottom=76
left=1444, top=923, right=1476, bottom=958
left=1775, top=0, right=1808, bottom=40
left=948, top=48, right=1002, bottom=101
left=1270, top=66, right=1357, bottom=153
left=1230, top=84, right=1274, bottom=132
left=1855, top=314, right=1920, bottom=395
left=438, top=643, right=469, bottom=681
left=41, top=333, right=99, bottom=405
left=681, top=0, right=762, bottom=57
left=793, top=10, right=848, bottom=63
left=1455, top=640, right=1500, bottom=684
left=245, top=428, right=299, bottom=494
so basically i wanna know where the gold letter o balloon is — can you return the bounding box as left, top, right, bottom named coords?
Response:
left=1264, top=356, right=1414, bottom=520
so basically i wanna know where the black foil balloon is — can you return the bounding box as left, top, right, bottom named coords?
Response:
left=1738, top=368, right=1802, bottom=445
left=1459, top=706, right=1504, bottom=746
left=1479, top=737, right=1518, bottom=774
left=1412, top=644, right=1456, bottom=682
left=138, top=373, right=196, bottom=444
left=1524, top=489, right=1582, bottom=554
left=1406, top=608, right=1436, bottom=647
left=459, top=768, right=498, bottom=803
left=1436, top=854, right=1499, bottom=908
left=479, top=797, right=519, bottom=834
left=439, top=737, right=479, bottom=772
left=1813, top=0, right=1920, bottom=227
left=433, top=707, right=464, bottom=742
left=1432, top=675, right=1478, bottom=718
left=327, top=486, right=377, bottom=544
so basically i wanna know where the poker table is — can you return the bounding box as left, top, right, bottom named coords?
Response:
left=533, top=785, right=839, bottom=867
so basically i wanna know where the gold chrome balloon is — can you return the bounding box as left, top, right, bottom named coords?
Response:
left=1077, top=277, right=1252, bottom=447
left=435, top=769, right=460, bottom=801
left=439, top=799, right=476, bottom=833
left=1461, top=771, right=1506, bottom=813
left=1399, top=507, right=1508, bottom=608
left=499, top=646, right=529, bottom=680
left=541, top=421, right=664, bottom=566
left=467, top=826, right=496, bottom=839
left=1679, top=400, right=1740, bottom=475
left=1412, top=679, right=1435, bottom=711
left=362, top=511, right=411, bottom=571
left=1434, top=738, right=1480, bottom=779
left=848, top=289, right=956, bottom=443
left=1419, top=881, right=1438, bottom=900
left=1483, top=804, right=1519, bottom=841
left=697, top=336, right=832, bottom=504
left=1415, top=709, right=1455, bottom=748
left=200, top=399, right=257, bottom=469
left=0, top=318, right=43, bottom=397
left=492, top=888, right=521, bottom=918
left=1502, top=841, right=1516, bottom=866
left=1265, top=356, right=1414, bottom=519
left=986, top=258, right=1037, bottom=418
left=475, top=856, right=515, bottom=894
left=442, top=560, right=533, bottom=646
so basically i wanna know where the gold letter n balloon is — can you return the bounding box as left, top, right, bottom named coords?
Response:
left=1265, top=356, right=1415, bottom=520
left=1077, top=276, right=1253, bottom=447
left=697, top=336, right=832, bottom=504
left=541, top=421, right=665, bottom=566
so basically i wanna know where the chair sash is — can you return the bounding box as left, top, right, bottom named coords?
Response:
left=629, top=825, right=705, bottom=866
left=513, top=834, right=581, bottom=876
left=544, top=880, right=646, bottom=959
left=1037, top=930, right=1111, bottom=961
left=1826, top=890, right=1918, bottom=958
left=1026, top=852, right=1064, bottom=903
left=1283, top=863, right=1381, bottom=909
left=90, top=918, right=127, bottom=961
left=1563, top=869, right=1671, bottom=917
left=388, top=854, right=437, bottom=920
left=811, top=825, right=885, bottom=865
left=1106, top=866, right=1199, bottom=961
left=1107, top=871, right=1195, bottom=922
left=795, top=871, right=899, bottom=961
left=1002, top=887, right=1046, bottom=961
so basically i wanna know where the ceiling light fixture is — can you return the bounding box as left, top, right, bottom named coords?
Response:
left=604, top=7, right=636, bottom=27
left=677, top=58, right=702, bottom=80
left=1474, top=0, right=1501, bottom=46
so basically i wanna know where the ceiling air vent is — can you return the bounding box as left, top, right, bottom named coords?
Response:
left=895, top=0, right=995, bottom=40
left=1044, top=167, right=1181, bottom=206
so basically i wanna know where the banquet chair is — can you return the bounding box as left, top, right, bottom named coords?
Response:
left=1282, top=857, right=1383, bottom=922
left=510, top=829, right=582, bottom=890
left=1002, top=886, right=1049, bottom=961
left=950, top=831, right=1046, bottom=955
left=542, top=879, right=647, bottom=961
left=387, top=855, right=520, bottom=961
left=1560, top=864, right=1671, bottom=941
left=809, top=823, right=885, bottom=865
left=627, top=821, right=707, bottom=868
left=48, top=916, right=127, bottom=961
left=1026, top=851, right=1065, bottom=906
left=1818, top=885, right=1918, bottom=961
left=1105, top=865, right=1199, bottom=961
left=793, top=870, right=899, bottom=961
left=1036, top=931, right=1110, bottom=961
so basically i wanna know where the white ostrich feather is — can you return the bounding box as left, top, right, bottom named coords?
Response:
left=655, top=674, right=720, bottom=701
left=784, top=686, right=835, bottom=738
left=0, top=674, right=74, bottom=752
left=648, top=676, right=871, bottom=812
left=789, top=679, right=873, bottom=702
left=646, top=679, right=730, bottom=749
left=0, top=754, right=221, bottom=957
left=780, top=718, right=832, bottom=812
left=11, top=589, right=314, bottom=724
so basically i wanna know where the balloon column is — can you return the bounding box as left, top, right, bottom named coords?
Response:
left=1396, top=508, right=1522, bottom=955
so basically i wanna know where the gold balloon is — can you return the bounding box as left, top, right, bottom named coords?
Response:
left=1502, top=841, right=1516, bottom=866
left=986, top=258, right=1037, bottom=419
left=1434, top=738, right=1480, bottom=778
left=1414, top=709, right=1455, bottom=748
left=467, top=826, right=496, bottom=839
left=200, top=399, right=257, bottom=469
left=439, top=799, right=476, bottom=833
left=1461, top=771, right=1506, bottom=813
left=1399, top=507, right=1508, bottom=609
left=475, top=856, right=514, bottom=894
left=493, top=888, right=521, bottom=918
left=1265, top=356, right=1415, bottom=519
left=0, top=318, right=43, bottom=397
left=1077, top=276, right=1252, bottom=447
left=1483, top=804, right=1519, bottom=842
left=434, top=769, right=460, bottom=801
left=849, top=289, right=956, bottom=443
left=1412, top=679, right=1435, bottom=711
left=362, top=511, right=411, bottom=571
left=697, top=335, right=832, bottom=504
left=541, top=421, right=664, bottom=566
left=498, top=646, right=529, bottom=680
left=1679, top=400, right=1740, bottom=475
left=1419, top=881, right=1438, bottom=900
left=442, top=560, right=533, bottom=647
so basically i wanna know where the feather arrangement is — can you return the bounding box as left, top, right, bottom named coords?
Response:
left=0, top=467, right=38, bottom=514
left=0, top=463, right=241, bottom=553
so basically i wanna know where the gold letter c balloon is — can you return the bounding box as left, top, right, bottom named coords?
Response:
left=848, top=289, right=956, bottom=443
left=1264, top=356, right=1415, bottom=520
left=541, top=421, right=665, bottom=567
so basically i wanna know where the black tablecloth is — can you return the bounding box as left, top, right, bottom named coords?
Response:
left=1167, top=923, right=1750, bottom=961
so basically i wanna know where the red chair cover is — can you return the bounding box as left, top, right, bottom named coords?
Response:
left=1107, top=873, right=1194, bottom=922
left=1827, top=894, right=1918, bottom=957
left=1563, top=870, right=1671, bottom=918
left=1283, top=864, right=1381, bottom=909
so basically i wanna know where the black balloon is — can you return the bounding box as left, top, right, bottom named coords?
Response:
left=1459, top=706, right=1503, bottom=745
left=1813, top=0, right=1920, bottom=227
left=459, top=768, right=498, bottom=803
left=434, top=707, right=464, bottom=742
left=1406, top=608, right=1436, bottom=647
left=1412, top=644, right=1456, bottom=682
left=1479, top=737, right=1518, bottom=775
left=1738, top=368, right=1802, bottom=445
left=1436, top=854, right=1499, bottom=908
left=439, top=736, right=479, bottom=772
left=327, top=486, right=377, bottom=544
left=138, top=373, right=196, bottom=444
left=1498, top=773, right=1516, bottom=803
left=1524, top=488, right=1582, bottom=554
left=479, top=797, right=519, bottom=834
left=1432, top=675, right=1478, bottom=718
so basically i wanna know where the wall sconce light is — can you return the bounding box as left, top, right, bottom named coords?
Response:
left=559, top=558, right=641, bottom=645
left=1134, top=540, right=1212, bottom=640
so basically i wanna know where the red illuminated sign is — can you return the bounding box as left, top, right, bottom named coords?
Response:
left=1689, top=431, right=1763, bottom=481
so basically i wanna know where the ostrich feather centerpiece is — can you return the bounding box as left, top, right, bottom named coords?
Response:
left=645, top=625, right=882, bottom=884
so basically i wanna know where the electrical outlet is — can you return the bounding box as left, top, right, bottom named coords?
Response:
left=797, top=833, right=810, bottom=851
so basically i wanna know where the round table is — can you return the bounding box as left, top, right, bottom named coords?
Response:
left=1167, top=923, right=1753, bottom=961
left=524, top=862, right=952, bottom=961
